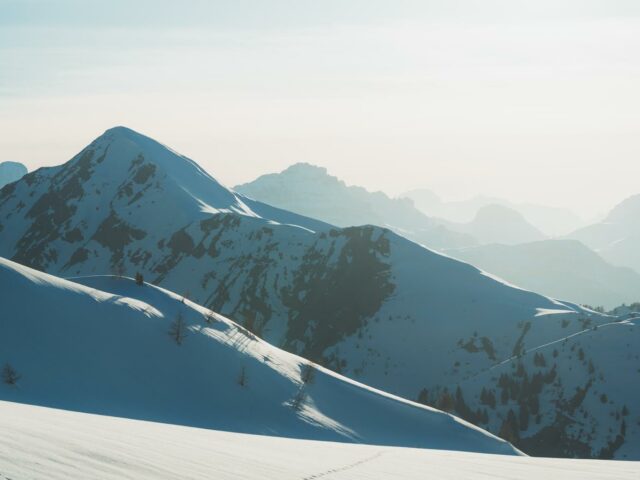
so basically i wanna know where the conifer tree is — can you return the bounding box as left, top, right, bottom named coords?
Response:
left=169, top=313, right=187, bottom=345
left=2, top=363, right=20, bottom=385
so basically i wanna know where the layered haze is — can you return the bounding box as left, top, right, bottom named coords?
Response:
left=2, top=1, right=640, bottom=218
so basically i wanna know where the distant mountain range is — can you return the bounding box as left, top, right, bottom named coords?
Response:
left=568, top=194, right=640, bottom=274
left=0, top=161, right=27, bottom=189
left=236, top=162, right=638, bottom=308
left=450, top=240, right=640, bottom=309
left=438, top=204, right=547, bottom=246
left=236, top=162, right=475, bottom=250
left=1, top=127, right=637, bottom=458
left=402, top=188, right=585, bottom=237
left=235, top=164, right=552, bottom=247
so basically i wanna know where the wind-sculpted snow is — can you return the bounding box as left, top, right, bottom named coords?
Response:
left=1, top=402, right=638, bottom=480
left=0, top=127, right=634, bottom=458
left=0, top=257, right=519, bottom=455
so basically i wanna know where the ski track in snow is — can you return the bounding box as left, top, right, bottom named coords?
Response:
left=301, top=451, right=385, bottom=479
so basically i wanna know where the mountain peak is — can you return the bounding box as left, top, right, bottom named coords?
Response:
left=96, top=126, right=157, bottom=148
left=282, top=162, right=329, bottom=177
left=474, top=204, right=527, bottom=222
left=0, top=127, right=328, bottom=272
left=605, top=193, right=640, bottom=223
left=0, top=161, right=28, bottom=189
left=464, top=203, right=546, bottom=245
left=96, top=126, right=176, bottom=156
left=103, top=125, right=138, bottom=136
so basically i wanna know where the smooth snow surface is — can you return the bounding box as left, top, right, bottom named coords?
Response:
left=0, top=401, right=637, bottom=480
left=0, top=257, right=518, bottom=456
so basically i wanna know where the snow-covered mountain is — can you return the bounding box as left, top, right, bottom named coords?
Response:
left=0, top=257, right=518, bottom=455
left=568, top=194, right=640, bottom=273
left=450, top=240, right=640, bottom=309
left=0, top=126, right=632, bottom=458
left=2, top=401, right=637, bottom=480
left=441, top=204, right=547, bottom=246
left=0, top=161, right=27, bottom=189
left=402, top=189, right=584, bottom=237
left=235, top=162, right=476, bottom=250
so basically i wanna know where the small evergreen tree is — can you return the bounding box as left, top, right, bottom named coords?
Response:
left=300, top=363, right=316, bottom=385
left=501, top=388, right=509, bottom=405
left=437, top=389, right=454, bottom=412
left=499, top=409, right=520, bottom=444
left=291, top=387, right=306, bottom=411
left=2, top=363, right=20, bottom=385
left=417, top=388, right=430, bottom=406
left=480, top=388, right=497, bottom=409
left=114, top=263, right=125, bottom=278
left=244, top=312, right=256, bottom=334
left=168, top=314, right=187, bottom=345
left=238, top=366, right=247, bottom=387
left=533, top=352, right=546, bottom=367
left=519, top=403, right=530, bottom=431
left=529, top=392, right=540, bottom=416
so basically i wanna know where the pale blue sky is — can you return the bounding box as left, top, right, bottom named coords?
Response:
left=2, top=1, right=640, bottom=216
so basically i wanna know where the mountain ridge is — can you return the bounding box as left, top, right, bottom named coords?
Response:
left=567, top=193, right=640, bottom=273
left=235, top=161, right=476, bottom=250
left=449, top=239, right=640, bottom=309
left=0, top=126, right=635, bottom=458
left=440, top=204, right=546, bottom=246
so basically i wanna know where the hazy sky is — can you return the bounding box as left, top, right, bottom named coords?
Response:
left=2, top=0, right=640, bottom=217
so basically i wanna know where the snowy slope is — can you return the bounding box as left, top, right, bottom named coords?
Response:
left=1, top=401, right=638, bottom=480
left=235, top=162, right=476, bottom=250
left=568, top=194, right=640, bottom=273
left=0, top=257, right=518, bottom=455
left=0, top=161, right=27, bottom=189
left=450, top=240, right=640, bottom=309
left=0, top=126, right=624, bottom=457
